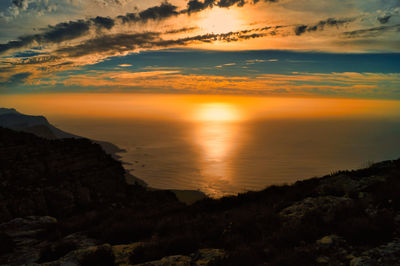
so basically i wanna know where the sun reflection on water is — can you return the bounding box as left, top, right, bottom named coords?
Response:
left=193, top=103, right=242, bottom=196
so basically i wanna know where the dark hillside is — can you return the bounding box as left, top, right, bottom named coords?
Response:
left=0, top=127, right=400, bottom=265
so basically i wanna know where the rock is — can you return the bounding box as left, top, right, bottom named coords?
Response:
left=134, top=249, right=225, bottom=266
left=316, top=256, right=329, bottom=264
left=350, top=256, right=366, bottom=266
left=279, top=196, right=353, bottom=222
left=112, top=242, right=143, bottom=265
left=316, top=235, right=339, bottom=246
left=193, top=249, right=225, bottom=265
left=349, top=238, right=400, bottom=265
left=42, top=243, right=114, bottom=266
left=316, top=173, right=386, bottom=198
left=0, top=216, right=58, bottom=265
left=135, top=255, right=192, bottom=266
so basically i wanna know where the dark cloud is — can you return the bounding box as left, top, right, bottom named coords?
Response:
left=118, top=2, right=179, bottom=23
left=165, top=27, right=198, bottom=34
left=378, top=15, right=391, bottom=24
left=295, top=25, right=307, bottom=36
left=91, top=16, right=115, bottom=30
left=218, top=0, right=246, bottom=8
left=0, top=0, right=280, bottom=55
left=0, top=72, right=31, bottom=87
left=343, top=24, right=400, bottom=38
left=54, top=29, right=268, bottom=59
left=55, top=32, right=161, bottom=58
left=12, top=0, right=25, bottom=9
left=185, top=0, right=214, bottom=13
left=184, top=0, right=278, bottom=14
left=0, top=20, right=91, bottom=54
left=138, top=2, right=178, bottom=21
left=42, top=20, right=91, bottom=43
left=0, top=2, right=178, bottom=54
left=295, top=18, right=354, bottom=35
left=253, top=0, right=278, bottom=3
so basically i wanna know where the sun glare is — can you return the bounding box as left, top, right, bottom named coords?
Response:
left=198, top=8, right=242, bottom=34
left=196, top=103, right=241, bottom=122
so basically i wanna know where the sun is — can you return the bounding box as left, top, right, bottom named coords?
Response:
left=195, top=103, right=241, bottom=122
left=198, top=8, right=243, bottom=34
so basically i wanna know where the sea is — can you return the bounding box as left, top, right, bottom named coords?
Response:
left=3, top=94, right=400, bottom=197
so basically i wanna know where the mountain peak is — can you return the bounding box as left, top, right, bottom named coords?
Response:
left=0, top=108, right=20, bottom=115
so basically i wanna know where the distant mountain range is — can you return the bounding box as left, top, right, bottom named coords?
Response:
left=0, top=107, right=124, bottom=158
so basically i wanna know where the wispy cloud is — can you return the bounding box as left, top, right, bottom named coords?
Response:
left=12, top=70, right=399, bottom=99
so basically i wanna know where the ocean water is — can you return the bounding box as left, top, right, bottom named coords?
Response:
left=3, top=94, right=400, bottom=197
left=53, top=117, right=400, bottom=197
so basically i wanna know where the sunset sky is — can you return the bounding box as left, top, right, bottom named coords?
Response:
left=0, top=0, right=399, bottom=98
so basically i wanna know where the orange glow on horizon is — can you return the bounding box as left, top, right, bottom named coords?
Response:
left=195, top=103, right=241, bottom=122
left=1, top=93, right=400, bottom=122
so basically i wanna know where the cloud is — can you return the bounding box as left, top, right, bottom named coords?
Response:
left=53, top=29, right=269, bottom=59
left=295, top=18, right=355, bottom=36
left=184, top=0, right=278, bottom=14
left=0, top=2, right=180, bottom=54
left=119, top=64, right=132, bottom=67
left=55, top=32, right=161, bottom=58
left=0, top=72, right=31, bottom=87
left=0, top=20, right=91, bottom=54
left=377, top=15, right=391, bottom=24
left=3, top=0, right=58, bottom=18
left=91, top=16, right=115, bottom=30
left=343, top=24, right=400, bottom=38
left=117, top=2, right=179, bottom=23
left=165, top=27, right=198, bottom=34
left=12, top=0, right=28, bottom=10
left=29, top=71, right=400, bottom=99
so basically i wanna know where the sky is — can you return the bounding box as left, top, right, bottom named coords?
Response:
left=0, top=0, right=399, bottom=98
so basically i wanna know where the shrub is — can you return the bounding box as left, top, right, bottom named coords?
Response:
left=0, top=233, right=14, bottom=255
left=79, top=246, right=115, bottom=266
left=37, top=240, right=78, bottom=263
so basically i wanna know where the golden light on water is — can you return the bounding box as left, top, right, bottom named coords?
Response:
left=193, top=103, right=242, bottom=195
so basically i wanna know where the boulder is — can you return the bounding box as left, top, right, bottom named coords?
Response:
left=279, top=196, right=353, bottom=222
left=112, top=242, right=143, bottom=265
left=350, top=238, right=400, bottom=266
left=134, top=249, right=225, bottom=266
left=0, top=216, right=58, bottom=265
left=42, top=244, right=114, bottom=266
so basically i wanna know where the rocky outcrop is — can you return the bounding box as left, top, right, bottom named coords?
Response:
left=113, top=242, right=144, bottom=265
left=280, top=196, right=353, bottom=222
left=134, top=249, right=225, bottom=266
left=0, top=216, right=58, bottom=265
left=350, top=238, right=400, bottom=266
left=42, top=244, right=115, bottom=266
left=0, top=215, right=103, bottom=265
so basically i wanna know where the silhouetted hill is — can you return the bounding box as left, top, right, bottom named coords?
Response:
left=0, top=108, right=125, bottom=158
left=0, top=127, right=400, bottom=265
left=0, top=127, right=127, bottom=221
